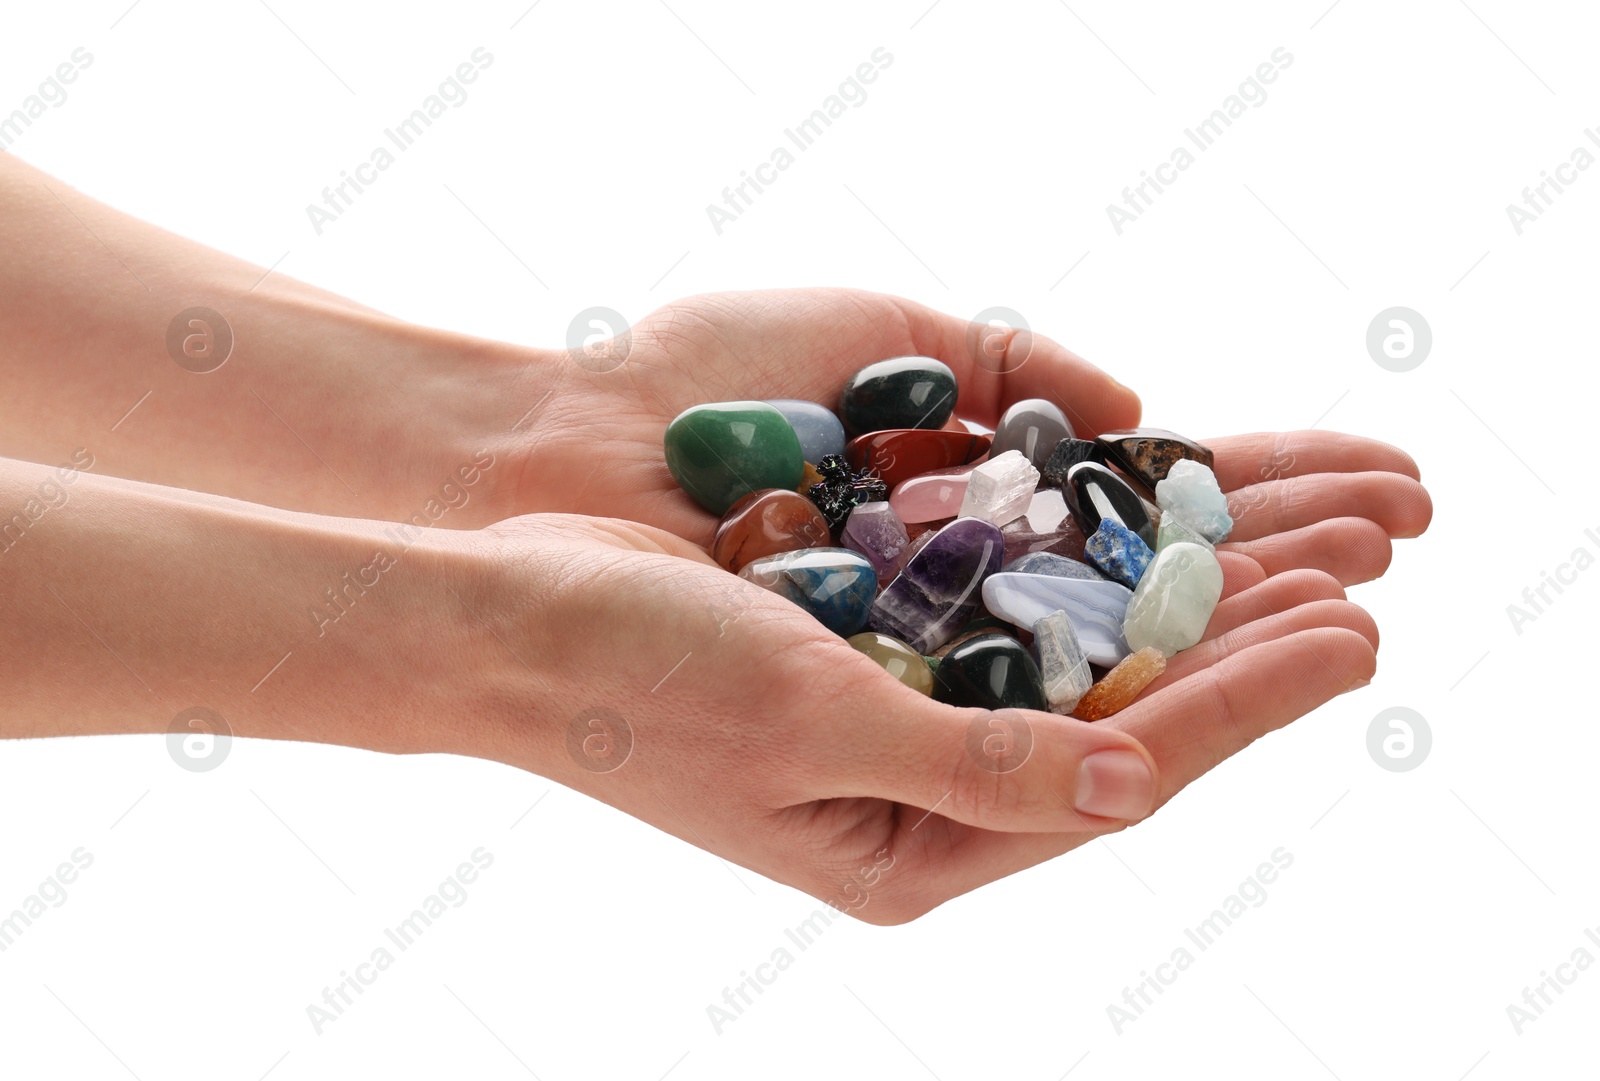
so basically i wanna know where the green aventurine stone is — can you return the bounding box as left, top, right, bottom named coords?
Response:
left=664, top=402, right=805, bottom=515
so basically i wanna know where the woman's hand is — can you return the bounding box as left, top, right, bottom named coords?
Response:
left=445, top=511, right=1377, bottom=923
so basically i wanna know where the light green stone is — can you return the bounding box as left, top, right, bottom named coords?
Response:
left=1122, top=541, right=1223, bottom=657
left=1157, top=514, right=1214, bottom=553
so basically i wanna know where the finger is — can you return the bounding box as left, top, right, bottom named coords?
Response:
left=1220, top=517, right=1393, bottom=585
left=895, top=297, right=1142, bottom=436
left=1204, top=569, right=1347, bottom=638
left=832, top=703, right=1159, bottom=834
left=1225, top=471, right=1433, bottom=542
left=1107, top=627, right=1376, bottom=804
left=1204, top=431, right=1422, bottom=490
left=1148, top=598, right=1378, bottom=691
left=1217, top=550, right=1267, bottom=599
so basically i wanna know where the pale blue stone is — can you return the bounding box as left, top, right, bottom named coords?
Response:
left=765, top=399, right=847, bottom=463
left=980, top=571, right=1133, bottom=667
left=1122, top=541, right=1224, bottom=657
left=1084, top=519, right=1154, bottom=590
left=1155, top=459, right=1233, bottom=543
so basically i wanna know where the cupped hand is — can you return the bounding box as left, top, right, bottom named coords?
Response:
left=505, top=289, right=1430, bottom=583
left=457, top=511, right=1376, bottom=924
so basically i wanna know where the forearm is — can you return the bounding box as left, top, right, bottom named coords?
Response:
left=0, top=455, right=530, bottom=756
left=0, top=152, right=561, bottom=526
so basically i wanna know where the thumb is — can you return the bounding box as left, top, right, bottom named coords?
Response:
left=830, top=696, right=1160, bottom=833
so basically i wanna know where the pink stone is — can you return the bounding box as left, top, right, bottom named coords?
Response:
left=890, top=463, right=981, bottom=525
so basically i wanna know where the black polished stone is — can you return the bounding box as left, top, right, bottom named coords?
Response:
left=837, top=357, right=958, bottom=438
left=932, top=632, right=1047, bottom=711
left=1064, top=462, right=1156, bottom=547
left=1039, top=437, right=1106, bottom=488
left=1096, top=428, right=1215, bottom=488
left=990, top=398, right=1074, bottom=469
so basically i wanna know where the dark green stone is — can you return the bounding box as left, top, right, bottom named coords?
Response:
left=664, top=401, right=804, bottom=515
left=932, top=632, right=1047, bottom=711
left=838, top=357, right=958, bottom=438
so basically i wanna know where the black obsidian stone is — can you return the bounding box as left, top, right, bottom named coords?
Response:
left=933, top=632, right=1047, bottom=711
left=1095, top=428, right=1215, bottom=488
left=1039, top=437, right=1106, bottom=488
left=837, top=357, right=958, bottom=438
left=1064, top=462, right=1156, bottom=547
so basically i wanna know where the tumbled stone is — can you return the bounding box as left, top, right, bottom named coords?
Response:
left=1072, top=647, right=1166, bottom=720
left=932, top=633, right=1047, bottom=712
left=846, top=631, right=933, bottom=696
left=868, top=517, right=1005, bottom=653
left=1084, top=518, right=1155, bottom=590
left=846, top=429, right=991, bottom=490
left=711, top=488, right=831, bottom=573
left=889, top=463, right=980, bottom=525
left=1000, top=513, right=1087, bottom=565
left=929, top=616, right=1018, bottom=659
left=979, top=571, right=1133, bottom=667
left=1064, top=461, right=1156, bottom=547
left=838, top=357, right=958, bottom=438
left=1097, top=428, right=1214, bottom=488
left=991, top=398, right=1075, bottom=470
left=740, top=547, right=877, bottom=637
left=959, top=450, right=1040, bottom=526
left=1040, top=438, right=1106, bottom=488
left=664, top=401, right=804, bottom=515
left=1019, top=488, right=1070, bottom=532
left=1156, top=513, right=1215, bottom=552
left=1123, top=541, right=1224, bottom=657
left=1003, top=551, right=1107, bottom=582
left=766, top=398, right=847, bottom=463
left=1155, top=459, right=1233, bottom=543
left=807, top=454, right=888, bottom=531
left=840, top=501, right=910, bottom=581
left=1033, top=610, right=1093, bottom=715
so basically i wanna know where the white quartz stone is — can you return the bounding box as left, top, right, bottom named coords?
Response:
left=1155, top=459, right=1233, bottom=543
left=1122, top=541, right=1224, bottom=657
left=959, top=450, right=1039, bottom=527
left=981, top=571, right=1132, bottom=667
left=1034, top=609, right=1093, bottom=715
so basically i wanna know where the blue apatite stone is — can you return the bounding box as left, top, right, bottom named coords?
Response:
left=738, top=547, right=878, bottom=637
left=765, top=399, right=847, bottom=463
left=1084, top=519, right=1154, bottom=590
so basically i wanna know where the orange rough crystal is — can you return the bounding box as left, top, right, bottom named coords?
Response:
left=1072, top=647, right=1166, bottom=721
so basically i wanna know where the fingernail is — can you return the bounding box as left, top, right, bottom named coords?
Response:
left=1075, top=750, right=1155, bottom=820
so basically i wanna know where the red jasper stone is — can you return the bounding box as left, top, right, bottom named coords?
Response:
left=845, top=429, right=991, bottom=490
left=710, top=488, right=831, bottom=573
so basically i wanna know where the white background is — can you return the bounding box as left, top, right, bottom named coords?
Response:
left=3, top=0, right=1596, bottom=1077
